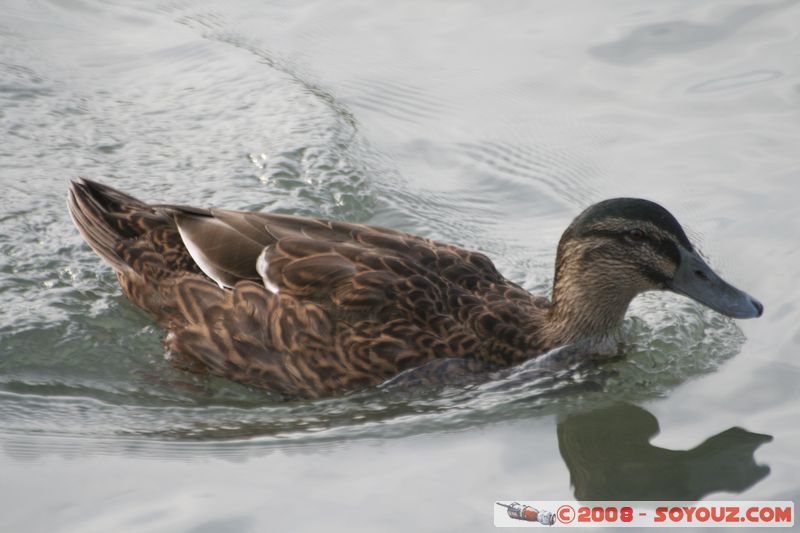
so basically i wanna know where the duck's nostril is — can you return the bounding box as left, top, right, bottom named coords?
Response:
left=751, top=298, right=764, bottom=317
left=694, top=269, right=709, bottom=281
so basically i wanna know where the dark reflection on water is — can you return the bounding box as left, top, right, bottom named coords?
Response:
left=590, top=1, right=796, bottom=64
left=557, top=403, right=772, bottom=501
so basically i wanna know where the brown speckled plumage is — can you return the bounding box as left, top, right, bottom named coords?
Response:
left=67, top=179, right=760, bottom=398
left=68, top=179, right=559, bottom=398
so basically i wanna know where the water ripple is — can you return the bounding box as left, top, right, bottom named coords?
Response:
left=0, top=0, right=760, bottom=457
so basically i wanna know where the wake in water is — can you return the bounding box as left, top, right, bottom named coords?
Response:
left=0, top=1, right=750, bottom=447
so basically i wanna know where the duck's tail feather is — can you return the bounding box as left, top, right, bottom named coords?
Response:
left=67, top=178, right=165, bottom=271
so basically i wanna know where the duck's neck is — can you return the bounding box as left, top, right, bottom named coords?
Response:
left=540, top=252, right=638, bottom=350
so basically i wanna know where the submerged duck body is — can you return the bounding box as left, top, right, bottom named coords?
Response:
left=67, top=179, right=762, bottom=398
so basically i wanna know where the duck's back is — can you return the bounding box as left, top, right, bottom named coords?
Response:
left=68, top=179, right=548, bottom=397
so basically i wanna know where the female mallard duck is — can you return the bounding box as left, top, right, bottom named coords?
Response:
left=67, top=179, right=762, bottom=398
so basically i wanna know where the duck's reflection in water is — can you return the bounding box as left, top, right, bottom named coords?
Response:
left=557, top=403, right=772, bottom=501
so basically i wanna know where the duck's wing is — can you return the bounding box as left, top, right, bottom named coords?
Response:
left=167, top=206, right=525, bottom=312
left=69, top=177, right=523, bottom=318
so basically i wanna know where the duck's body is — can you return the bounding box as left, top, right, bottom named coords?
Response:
left=67, top=179, right=762, bottom=398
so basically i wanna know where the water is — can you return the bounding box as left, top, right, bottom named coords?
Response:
left=1, top=0, right=799, bottom=531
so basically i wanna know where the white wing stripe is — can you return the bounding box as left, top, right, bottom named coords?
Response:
left=256, top=248, right=281, bottom=294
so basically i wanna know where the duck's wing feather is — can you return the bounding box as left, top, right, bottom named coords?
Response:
left=168, top=206, right=518, bottom=310
left=167, top=209, right=265, bottom=288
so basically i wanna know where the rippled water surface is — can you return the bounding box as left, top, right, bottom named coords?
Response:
left=1, top=1, right=799, bottom=531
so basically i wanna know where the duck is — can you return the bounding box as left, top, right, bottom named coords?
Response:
left=67, top=178, right=763, bottom=398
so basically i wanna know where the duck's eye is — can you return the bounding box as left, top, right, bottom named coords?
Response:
left=628, top=229, right=645, bottom=242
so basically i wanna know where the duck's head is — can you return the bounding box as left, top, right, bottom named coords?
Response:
left=547, top=198, right=762, bottom=344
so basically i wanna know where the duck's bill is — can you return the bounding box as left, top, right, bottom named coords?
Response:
left=667, top=247, right=763, bottom=319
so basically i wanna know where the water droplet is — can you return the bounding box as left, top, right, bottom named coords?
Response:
left=248, top=153, right=268, bottom=169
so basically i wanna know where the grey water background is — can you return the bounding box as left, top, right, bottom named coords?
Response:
left=1, top=0, right=799, bottom=531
